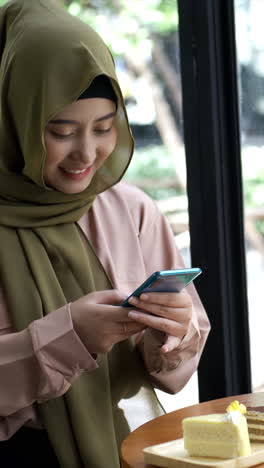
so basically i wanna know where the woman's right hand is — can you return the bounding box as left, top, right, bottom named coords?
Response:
left=70, top=290, right=146, bottom=354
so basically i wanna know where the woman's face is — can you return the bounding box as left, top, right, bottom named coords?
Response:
left=44, top=98, right=117, bottom=194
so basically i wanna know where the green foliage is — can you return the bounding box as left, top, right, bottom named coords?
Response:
left=243, top=168, right=264, bottom=237
left=66, top=0, right=178, bottom=54
left=118, top=0, right=178, bottom=35
left=125, top=144, right=172, bottom=178
left=124, top=144, right=181, bottom=200
left=244, top=170, right=264, bottom=207
left=256, top=220, right=264, bottom=237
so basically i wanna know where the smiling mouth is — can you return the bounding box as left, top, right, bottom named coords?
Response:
left=60, top=166, right=92, bottom=180
left=62, top=167, right=89, bottom=174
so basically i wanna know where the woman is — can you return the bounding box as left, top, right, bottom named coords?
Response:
left=0, top=0, right=210, bottom=467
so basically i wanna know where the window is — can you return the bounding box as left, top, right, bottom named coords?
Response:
left=234, top=0, right=264, bottom=393
left=178, top=0, right=251, bottom=401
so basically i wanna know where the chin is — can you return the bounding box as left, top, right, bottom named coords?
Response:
left=60, top=182, right=92, bottom=194
left=45, top=173, right=94, bottom=194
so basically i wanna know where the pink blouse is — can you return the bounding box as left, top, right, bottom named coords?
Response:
left=0, top=182, right=210, bottom=440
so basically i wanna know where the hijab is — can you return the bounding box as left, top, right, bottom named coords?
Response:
left=0, top=0, right=133, bottom=227
left=0, top=0, right=136, bottom=466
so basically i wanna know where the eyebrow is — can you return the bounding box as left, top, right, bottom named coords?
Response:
left=49, top=111, right=116, bottom=125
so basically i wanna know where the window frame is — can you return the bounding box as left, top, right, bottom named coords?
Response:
left=177, top=0, right=251, bottom=401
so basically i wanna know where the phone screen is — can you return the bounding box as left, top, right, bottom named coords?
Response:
left=121, top=268, right=202, bottom=306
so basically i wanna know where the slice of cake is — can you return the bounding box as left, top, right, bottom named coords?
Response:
left=246, top=406, right=264, bottom=443
left=183, top=402, right=251, bottom=459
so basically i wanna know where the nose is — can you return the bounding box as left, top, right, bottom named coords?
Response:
left=72, top=135, right=96, bottom=164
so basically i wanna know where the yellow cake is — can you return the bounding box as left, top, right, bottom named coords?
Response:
left=246, top=406, right=264, bottom=443
left=183, top=401, right=251, bottom=459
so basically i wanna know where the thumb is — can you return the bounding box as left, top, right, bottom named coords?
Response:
left=86, top=289, right=127, bottom=305
left=160, top=334, right=182, bottom=354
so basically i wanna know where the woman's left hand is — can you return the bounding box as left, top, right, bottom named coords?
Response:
left=127, top=290, right=193, bottom=354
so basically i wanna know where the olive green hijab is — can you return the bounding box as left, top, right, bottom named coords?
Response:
left=0, top=0, right=138, bottom=466
left=0, top=0, right=133, bottom=227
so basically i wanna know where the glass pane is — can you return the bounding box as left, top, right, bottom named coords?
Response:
left=234, top=0, right=264, bottom=392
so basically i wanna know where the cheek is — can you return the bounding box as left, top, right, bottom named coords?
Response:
left=44, top=139, right=68, bottom=170
left=104, top=131, right=118, bottom=157
left=97, top=134, right=117, bottom=165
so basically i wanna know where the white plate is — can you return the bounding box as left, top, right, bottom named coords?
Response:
left=143, top=438, right=264, bottom=468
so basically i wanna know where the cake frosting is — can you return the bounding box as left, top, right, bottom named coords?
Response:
left=183, top=401, right=251, bottom=459
left=246, top=406, right=264, bottom=443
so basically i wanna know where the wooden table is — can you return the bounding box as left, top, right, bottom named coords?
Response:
left=121, top=392, right=264, bottom=468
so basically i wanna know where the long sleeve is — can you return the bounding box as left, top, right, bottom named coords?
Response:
left=0, top=299, right=97, bottom=440
left=136, top=195, right=210, bottom=394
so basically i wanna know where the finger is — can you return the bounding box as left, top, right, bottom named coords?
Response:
left=130, top=290, right=192, bottom=308
left=100, top=289, right=128, bottom=304
left=128, top=297, right=190, bottom=322
left=96, top=304, right=137, bottom=322
left=86, top=289, right=127, bottom=305
left=128, top=310, right=186, bottom=336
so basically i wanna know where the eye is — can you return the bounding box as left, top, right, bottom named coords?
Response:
left=94, top=127, right=112, bottom=135
left=50, top=131, right=74, bottom=139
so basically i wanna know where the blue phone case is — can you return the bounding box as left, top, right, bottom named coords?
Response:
left=121, top=268, right=202, bottom=307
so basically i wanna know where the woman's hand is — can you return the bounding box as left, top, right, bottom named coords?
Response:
left=70, top=290, right=146, bottom=355
left=127, top=290, right=193, bottom=354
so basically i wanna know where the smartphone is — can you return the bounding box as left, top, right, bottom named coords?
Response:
left=121, top=267, right=202, bottom=307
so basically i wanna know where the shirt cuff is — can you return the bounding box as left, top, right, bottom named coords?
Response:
left=29, top=304, right=98, bottom=400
